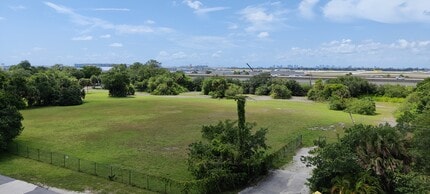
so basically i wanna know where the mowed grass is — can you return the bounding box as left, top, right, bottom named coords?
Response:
left=7, top=90, right=397, bottom=183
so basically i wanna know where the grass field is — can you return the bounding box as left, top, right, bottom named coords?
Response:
left=0, top=90, right=398, bottom=192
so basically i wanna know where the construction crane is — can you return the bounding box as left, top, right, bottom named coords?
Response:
left=246, top=63, right=254, bottom=72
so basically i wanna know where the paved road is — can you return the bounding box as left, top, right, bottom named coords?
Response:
left=240, top=147, right=314, bottom=194
left=0, top=175, right=58, bottom=194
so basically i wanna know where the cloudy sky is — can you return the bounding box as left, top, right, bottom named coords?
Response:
left=1, top=0, right=430, bottom=68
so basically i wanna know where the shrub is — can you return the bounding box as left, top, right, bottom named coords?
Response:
left=329, top=96, right=348, bottom=111
left=225, top=83, right=243, bottom=98
left=202, top=77, right=228, bottom=98
left=255, top=85, right=270, bottom=95
left=345, top=97, right=376, bottom=115
left=127, top=85, right=135, bottom=95
left=270, top=84, right=292, bottom=99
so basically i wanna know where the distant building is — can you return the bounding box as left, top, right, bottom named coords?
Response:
left=74, top=63, right=118, bottom=71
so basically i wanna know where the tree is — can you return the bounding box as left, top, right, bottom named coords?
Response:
left=79, top=78, right=91, bottom=91
left=411, top=109, right=430, bottom=175
left=81, top=66, right=102, bottom=78
left=90, top=75, right=100, bottom=88
left=225, top=83, right=243, bottom=98
left=0, top=90, right=24, bottom=150
left=58, top=77, right=83, bottom=106
left=327, top=76, right=377, bottom=97
left=243, top=72, right=271, bottom=94
left=188, top=97, right=268, bottom=190
left=304, top=124, right=415, bottom=193
left=101, top=65, right=132, bottom=97
left=29, top=72, right=60, bottom=106
left=270, top=84, right=292, bottom=99
left=202, top=77, right=228, bottom=98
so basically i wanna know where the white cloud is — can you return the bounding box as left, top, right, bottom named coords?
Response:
left=183, top=0, right=229, bottom=15
left=44, top=2, right=173, bottom=34
left=277, top=39, right=430, bottom=66
left=184, top=0, right=202, bottom=10
left=323, top=0, right=430, bottom=23
left=257, top=32, right=269, bottom=38
left=145, top=20, right=155, bottom=24
left=195, top=7, right=229, bottom=15
left=212, top=50, right=222, bottom=58
left=299, top=0, right=319, bottom=19
left=109, top=43, right=123, bottom=47
left=72, top=35, right=93, bottom=41
left=100, top=34, right=111, bottom=39
left=9, top=5, right=27, bottom=11
left=239, top=3, right=288, bottom=34
left=93, top=8, right=130, bottom=11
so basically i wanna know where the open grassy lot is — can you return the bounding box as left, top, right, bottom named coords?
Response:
left=0, top=90, right=398, bottom=192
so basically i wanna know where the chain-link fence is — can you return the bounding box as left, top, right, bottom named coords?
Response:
left=6, top=135, right=302, bottom=193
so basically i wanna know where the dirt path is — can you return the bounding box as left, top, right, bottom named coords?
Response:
left=240, top=147, right=315, bottom=194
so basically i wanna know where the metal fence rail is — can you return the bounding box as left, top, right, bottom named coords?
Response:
left=7, top=135, right=302, bottom=194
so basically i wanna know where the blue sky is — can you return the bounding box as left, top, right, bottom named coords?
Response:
left=1, top=0, right=430, bottom=68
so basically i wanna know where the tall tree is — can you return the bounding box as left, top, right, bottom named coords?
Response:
left=0, top=90, right=24, bottom=150
left=101, top=64, right=132, bottom=97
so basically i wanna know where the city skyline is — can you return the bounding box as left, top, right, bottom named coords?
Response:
left=1, top=0, right=430, bottom=68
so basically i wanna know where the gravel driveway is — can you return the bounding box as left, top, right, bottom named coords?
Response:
left=240, top=147, right=314, bottom=194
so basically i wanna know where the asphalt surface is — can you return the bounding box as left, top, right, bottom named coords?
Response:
left=0, top=175, right=58, bottom=194
left=240, top=147, right=314, bottom=194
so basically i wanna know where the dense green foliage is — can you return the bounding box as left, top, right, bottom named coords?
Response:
left=188, top=97, right=268, bottom=191
left=376, top=84, right=412, bottom=98
left=270, top=84, right=292, bottom=99
left=345, top=97, right=376, bottom=115
left=1, top=61, right=83, bottom=107
left=307, top=78, right=430, bottom=194
left=225, top=83, right=244, bottom=98
left=0, top=90, right=24, bottom=150
left=304, top=124, right=426, bottom=193
left=308, top=78, right=379, bottom=115
left=101, top=64, right=132, bottom=97
left=327, top=75, right=377, bottom=97
left=202, top=77, right=228, bottom=98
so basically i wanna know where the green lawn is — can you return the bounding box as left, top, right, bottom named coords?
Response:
left=0, top=90, right=398, bottom=192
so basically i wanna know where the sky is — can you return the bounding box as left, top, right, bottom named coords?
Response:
left=1, top=0, right=430, bottom=68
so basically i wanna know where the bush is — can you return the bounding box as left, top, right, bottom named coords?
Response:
left=327, top=76, right=377, bottom=97
left=270, top=84, right=292, bottom=99
left=329, top=96, right=348, bottom=111
left=0, top=91, right=24, bottom=150
left=202, top=77, right=228, bottom=98
left=225, top=83, right=243, bottom=98
left=127, top=85, right=135, bottom=95
left=255, top=85, right=270, bottom=95
left=377, top=84, right=412, bottom=98
left=345, top=97, right=376, bottom=115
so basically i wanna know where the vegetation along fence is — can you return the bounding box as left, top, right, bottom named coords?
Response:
left=7, top=135, right=302, bottom=194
